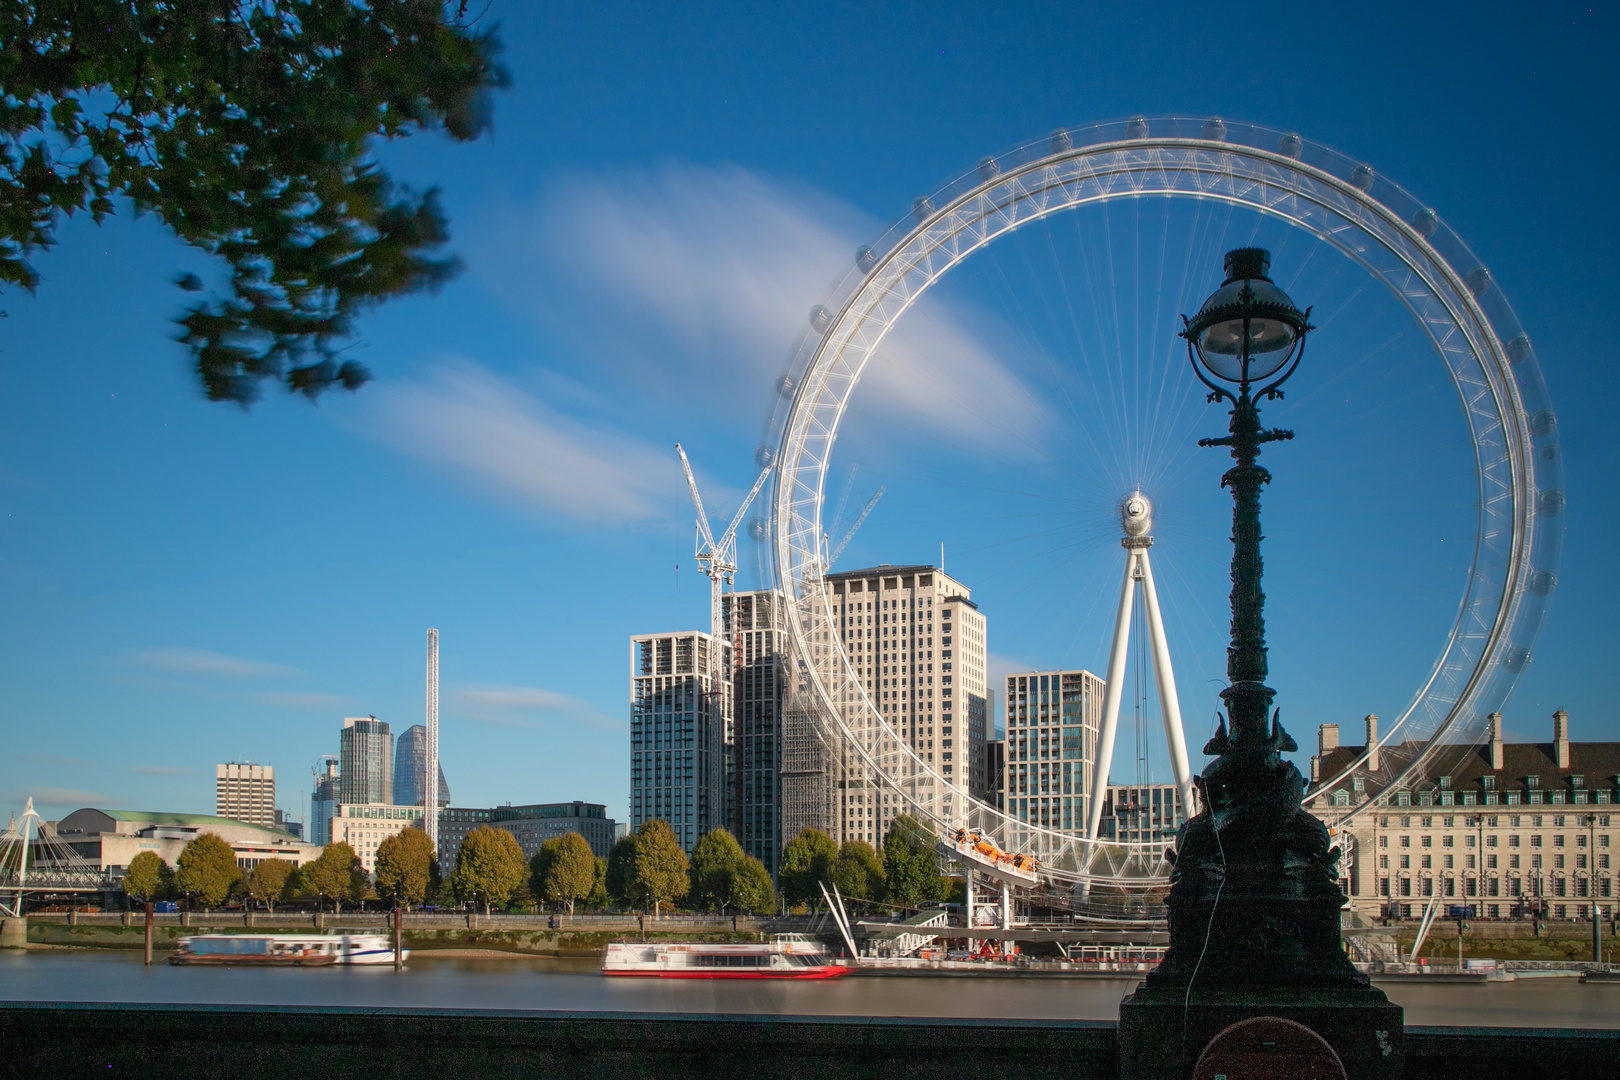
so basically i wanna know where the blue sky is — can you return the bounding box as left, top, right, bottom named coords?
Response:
left=2, top=1, right=1616, bottom=826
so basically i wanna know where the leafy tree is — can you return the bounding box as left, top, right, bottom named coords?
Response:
left=728, top=855, right=775, bottom=914
left=302, top=841, right=365, bottom=913
left=830, top=839, right=885, bottom=902
left=585, top=855, right=609, bottom=910
left=605, top=835, right=637, bottom=909
left=246, top=859, right=296, bottom=912
left=0, top=1, right=508, bottom=403
left=630, top=819, right=689, bottom=917
left=451, top=825, right=527, bottom=915
left=374, top=827, right=435, bottom=908
left=174, top=832, right=241, bottom=908
left=881, top=814, right=949, bottom=905
left=688, top=828, right=747, bottom=911
left=531, top=832, right=596, bottom=916
left=122, top=850, right=171, bottom=904
left=778, top=828, right=838, bottom=907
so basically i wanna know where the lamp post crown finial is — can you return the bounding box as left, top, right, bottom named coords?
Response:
left=1223, top=247, right=1272, bottom=282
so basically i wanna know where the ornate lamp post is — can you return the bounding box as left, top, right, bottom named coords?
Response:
left=1117, top=249, right=1402, bottom=1080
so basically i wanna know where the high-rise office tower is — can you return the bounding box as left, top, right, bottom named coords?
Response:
left=393, top=724, right=451, bottom=808
left=339, top=716, right=392, bottom=806
left=310, top=756, right=339, bottom=846
left=724, top=589, right=788, bottom=876
left=215, top=763, right=276, bottom=828
left=628, top=630, right=727, bottom=854
left=1003, top=669, right=1106, bottom=852
left=824, top=565, right=988, bottom=845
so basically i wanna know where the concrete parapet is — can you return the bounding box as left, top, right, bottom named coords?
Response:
left=0, top=917, right=25, bottom=949
left=1, top=1003, right=1617, bottom=1080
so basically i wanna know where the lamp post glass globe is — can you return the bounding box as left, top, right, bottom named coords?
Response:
left=1185, top=247, right=1311, bottom=387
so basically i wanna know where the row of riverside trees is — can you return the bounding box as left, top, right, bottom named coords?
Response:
left=121, top=813, right=956, bottom=916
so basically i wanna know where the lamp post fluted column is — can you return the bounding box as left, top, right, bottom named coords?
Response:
left=1118, top=247, right=1403, bottom=1080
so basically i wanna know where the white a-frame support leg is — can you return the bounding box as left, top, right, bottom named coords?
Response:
left=1083, top=544, right=1195, bottom=844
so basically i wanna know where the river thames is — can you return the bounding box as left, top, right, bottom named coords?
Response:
left=3, top=951, right=1617, bottom=1027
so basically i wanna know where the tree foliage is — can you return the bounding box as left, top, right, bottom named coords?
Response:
left=451, top=825, right=527, bottom=915
left=174, top=832, right=241, bottom=908
left=0, top=1, right=509, bottom=403
left=585, top=855, right=609, bottom=910
left=628, top=819, right=689, bottom=914
left=829, top=839, right=885, bottom=903
left=778, top=828, right=838, bottom=906
left=727, top=855, right=775, bottom=914
left=374, top=827, right=435, bottom=908
left=245, top=858, right=296, bottom=911
left=605, top=835, right=636, bottom=909
left=687, top=828, right=746, bottom=911
left=880, top=814, right=950, bottom=905
left=302, top=841, right=367, bottom=912
left=122, top=850, right=172, bottom=903
left=530, top=832, right=595, bottom=916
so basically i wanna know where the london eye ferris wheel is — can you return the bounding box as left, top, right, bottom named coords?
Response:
left=760, top=117, right=1562, bottom=893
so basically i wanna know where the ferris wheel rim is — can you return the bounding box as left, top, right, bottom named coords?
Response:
left=767, top=116, right=1561, bottom=884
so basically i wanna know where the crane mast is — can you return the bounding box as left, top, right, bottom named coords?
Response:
left=675, top=444, right=771, bottom=714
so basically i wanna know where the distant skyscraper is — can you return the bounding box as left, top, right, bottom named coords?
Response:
left=629, top=630, right=727, bottom=854
left=339, top=716, right=392, bottom=806
left=310, top=756, right=338, bottom=846
left=215, top=763, right=275, bottom=828
left=825, top=565, right=988, bottom=845
left=393, top=725, right=451, bottom=808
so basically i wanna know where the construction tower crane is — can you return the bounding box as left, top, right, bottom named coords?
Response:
left=675, top=444, right=772, bottom=705
left=824, top=486, right=885, bottom=570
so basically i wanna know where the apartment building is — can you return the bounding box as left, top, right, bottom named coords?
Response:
left=490, top=801, right=618, bottom=860
left=724, top=589, right=789, bottom=877
left=628, top=630, right=729, bottom=854
left=824, top=565, right=988, bottom=845
left=1307, top=710, right=1618, bottom=920
left=215, top=762, right=276, bottom=828
left=1002, top=669, right=1105, bottom=850
left=330, top=802, right=427, bottom=873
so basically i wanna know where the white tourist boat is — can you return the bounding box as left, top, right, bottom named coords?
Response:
left=170, top=932, right=404, bottom=966
left=602, top=934, right=852, bottom=979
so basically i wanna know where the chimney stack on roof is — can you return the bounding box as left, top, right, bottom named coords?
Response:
left=1313, top=724, right=1339, bottom=782
left=1364, top=714, right=1380, bottom=772
left=1553, top=709, right=1570, bottom=770
left=1489, top=712, right=1505, bottom=771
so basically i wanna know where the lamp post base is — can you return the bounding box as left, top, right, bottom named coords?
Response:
left=1118, top=984, right=1403, bottom=1080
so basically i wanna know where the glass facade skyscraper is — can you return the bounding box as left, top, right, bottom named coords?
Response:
left=394, top=724, right=451, bottom=808
left=339, top=716, right=392, bottom=806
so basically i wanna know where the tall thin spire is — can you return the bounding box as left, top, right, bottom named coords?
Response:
left=425, top=628, right=439, bottom=852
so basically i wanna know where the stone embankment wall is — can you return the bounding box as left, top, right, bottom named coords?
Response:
left=2, top=1003, right=1617, bottom=1080
left=23, top=912, right=818, bottom=955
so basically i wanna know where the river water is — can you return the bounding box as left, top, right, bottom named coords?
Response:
left=3, top=951, right=1617, bottom=1028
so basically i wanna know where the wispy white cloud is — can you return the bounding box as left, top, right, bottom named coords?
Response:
left=248, top=691, right=354, bottom=712
left=498, top=163, right=1047, bottom=448
left=130, top=647, right=301, bottom=680
left=361, top=361, right=677, bottom=526
left=23, top=752, right=96, bottom=768
left=9, top=786, right=117, bottom=810
left=454, top=684, right=625, bottom=732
